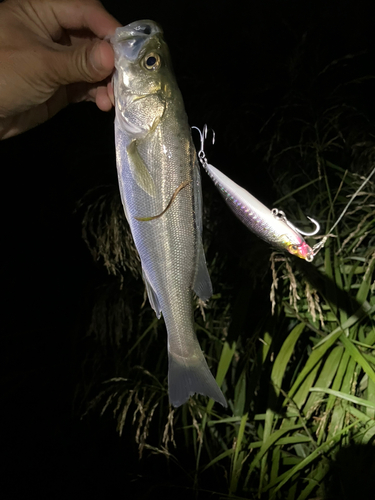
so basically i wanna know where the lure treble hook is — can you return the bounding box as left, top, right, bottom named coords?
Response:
left=192, top=124, right=215, bottom=159
left=272, top=208, right=320, bottom=237
left=286, top=216, right=320, bottom=236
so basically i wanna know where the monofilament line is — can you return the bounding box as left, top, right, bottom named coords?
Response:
left=329, top=164, right=375, bottom=234
left=312, top=164, right=375, bottom=256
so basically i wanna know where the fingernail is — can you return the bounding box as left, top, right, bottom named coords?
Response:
left=90, top=41, right=113, bottom=75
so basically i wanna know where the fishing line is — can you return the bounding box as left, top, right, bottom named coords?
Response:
left=135, top=180, right=191, bottom=221
left=311, top=164, right=375, bottom=256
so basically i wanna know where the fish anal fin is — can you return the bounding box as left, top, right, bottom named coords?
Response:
left=142, top=269, right=162, bottom=319
left=191, top=155, right=212, bottom=301
left=193, top=240, right=213, bottom=302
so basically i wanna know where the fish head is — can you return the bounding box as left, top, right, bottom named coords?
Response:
left=111, top=20, right=177, bottom=138
left=280, top=233, right=314, bottom=261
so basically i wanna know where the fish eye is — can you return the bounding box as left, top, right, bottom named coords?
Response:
left=143, top=52, right=161, bottom=70
left=291, top=245, right=299, bottom=251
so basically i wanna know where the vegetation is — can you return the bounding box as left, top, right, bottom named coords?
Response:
left=77, top=51, right=375, bottom=499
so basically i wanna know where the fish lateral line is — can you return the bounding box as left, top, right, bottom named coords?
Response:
left=134, top=180, right=191, bottom=221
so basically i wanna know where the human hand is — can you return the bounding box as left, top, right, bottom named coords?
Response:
left=0, top=0, right=121, bottom=139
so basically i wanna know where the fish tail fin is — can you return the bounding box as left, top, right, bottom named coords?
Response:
left=168, top=350, right=227, bottom=408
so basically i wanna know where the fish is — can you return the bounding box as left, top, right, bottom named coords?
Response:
left=111, top=21, right=227, bottom=408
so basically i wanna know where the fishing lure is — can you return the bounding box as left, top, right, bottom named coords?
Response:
left=192, top=126, right=320, bottom=261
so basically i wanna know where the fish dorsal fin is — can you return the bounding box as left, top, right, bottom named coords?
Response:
left=127, top=140, right=156, bottom=197
left=142, top=269, right=162, bottom=319
left=192, top=157, right=213, bottom=301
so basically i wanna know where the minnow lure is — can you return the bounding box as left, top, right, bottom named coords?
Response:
left=192, top=126, right=319, bottom=262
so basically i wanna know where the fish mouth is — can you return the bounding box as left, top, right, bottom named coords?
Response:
left=111, top=21, right=163, bottom=62
left=111, top=20, right=162, bottom=45
left=120, top=20, right=162, bottom=38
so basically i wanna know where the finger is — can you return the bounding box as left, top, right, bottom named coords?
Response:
left=88, top=38, right=114, bottom=78
left=65, top=79, right=113, bottom=111
left=95, top=84, right=112, bottom=111
left=50, top=0, right=122, bottom=39
left=55, top=38, right=114, bottom=85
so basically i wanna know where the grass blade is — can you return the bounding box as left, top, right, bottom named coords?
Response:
left=268, top=420, right=359, bottom=497
left=309, top=387, right=375, bottom=409
left=230, top=413, right=248, bottom=494
left=339, top=333, right=375, bottom=385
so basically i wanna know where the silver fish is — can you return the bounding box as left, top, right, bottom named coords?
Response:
left=111, top=21, right=226, bottom=408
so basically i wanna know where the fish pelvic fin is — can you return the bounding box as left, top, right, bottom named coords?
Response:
left=168, top=349, right=227, bottom=408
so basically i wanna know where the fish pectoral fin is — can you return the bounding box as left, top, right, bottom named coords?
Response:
left=193, top=239, right=213, bottom=302
left=142, top=269, right=162, bottom=319
left=127, top=140, right=156, bottom=197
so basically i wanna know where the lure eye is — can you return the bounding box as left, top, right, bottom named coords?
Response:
left=143, top=53, right=161, bottom=70
left=289, top=244, right=301, bottom=254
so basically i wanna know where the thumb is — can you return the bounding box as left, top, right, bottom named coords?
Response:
left=56, top=39, right=114, bottom=86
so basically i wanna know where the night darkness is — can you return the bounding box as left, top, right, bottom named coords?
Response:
left=1, top=1, right=375, bottom=498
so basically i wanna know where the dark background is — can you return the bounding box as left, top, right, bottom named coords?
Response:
left=1, top=0, right=375, bottom=498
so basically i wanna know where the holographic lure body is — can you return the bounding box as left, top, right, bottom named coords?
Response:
left=205, top=164, right=314, bottom=260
